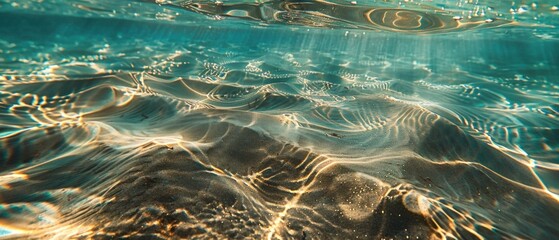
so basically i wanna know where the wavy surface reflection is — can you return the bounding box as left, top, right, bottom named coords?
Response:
left=174, top=0, right=510, bottom=33
left=1, top=0, right=559, bottom=239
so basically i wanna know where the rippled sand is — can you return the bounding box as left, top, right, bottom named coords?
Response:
left=1, top=0, right=559, bottom=239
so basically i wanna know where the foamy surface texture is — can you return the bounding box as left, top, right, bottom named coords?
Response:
left=0, top=0, right=558, bottom=239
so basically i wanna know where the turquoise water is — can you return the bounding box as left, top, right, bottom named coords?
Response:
left=1, top=0, right=558, bottom=239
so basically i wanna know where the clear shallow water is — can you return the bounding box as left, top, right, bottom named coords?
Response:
left=0, top=0, right=558, bottom=239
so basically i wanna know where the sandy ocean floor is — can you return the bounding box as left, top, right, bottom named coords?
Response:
left=1, top=0, right=558, bottom=239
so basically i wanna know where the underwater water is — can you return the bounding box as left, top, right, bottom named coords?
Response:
left=1, top=0, right=559, bottom=239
